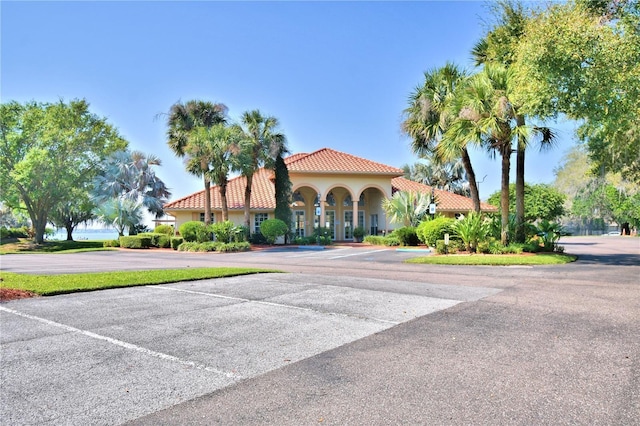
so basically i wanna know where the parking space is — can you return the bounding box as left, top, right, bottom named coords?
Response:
left=0, top=273, right=499, bottom=425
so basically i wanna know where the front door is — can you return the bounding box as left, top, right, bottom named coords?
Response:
left=344, top=211, right=353, bottom=240
left=370, top=213, right=378, bottom=235
left=325, top=210, right=336, bottom=240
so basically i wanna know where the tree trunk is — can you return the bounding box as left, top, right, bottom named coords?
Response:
left=220, top=182, right=228, bottom=222
left=461, top=147, right=481, bottom=213
left=515, top=115, right=526, bottom=243
left=33, top=219, right=47, bottom=245
left=244, top=173, right=253, bottom=230
left=66, top=224, right=74, bottom=241
left=500, top=144, right=512, bottom=246
left=203, top=176, right=212, bottom=225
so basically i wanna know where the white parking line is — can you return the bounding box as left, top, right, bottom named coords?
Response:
left=288, top=248, right=350, bottom=258
left=0, top=305, right=241, bottom=379
left=328, top=249, right=388, bottom=259
left=149, top=285, right=399, bottom=325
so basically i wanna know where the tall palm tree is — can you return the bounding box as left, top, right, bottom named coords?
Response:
left=472, top=0, right=556, bottom=242
left=402, top=63, right=481, bottom=212
left=442, top=64, right=518, bottom=245
left=166, top=100, right=227, bottom=225
left=235, top=110, right=287, bottom=231
left=185, top=124, right=241, bottom=222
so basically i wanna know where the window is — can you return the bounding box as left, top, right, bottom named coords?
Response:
left=294, top=210, right=305, bottom=237
left=291, top=191, right=305, bottom=207
left=325, top=191, right=336, bottom=206
left=254, top=213, right=268, bottom=233
left=343, top=194, right=353, bottom=207
left=359, top=193, right=366, bottom=206
left=199, top=213, right=215, bottom=223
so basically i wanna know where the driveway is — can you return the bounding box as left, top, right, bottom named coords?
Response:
left=1, top=236, right=639, bottom=424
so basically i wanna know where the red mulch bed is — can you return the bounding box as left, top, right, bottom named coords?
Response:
left=0, top=288, right=38, bottom=302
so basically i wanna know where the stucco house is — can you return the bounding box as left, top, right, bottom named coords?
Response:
left=163, top=148, right=497, bottom=241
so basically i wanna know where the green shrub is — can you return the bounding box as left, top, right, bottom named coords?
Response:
left=233, top=225, right=249, bottom=243
left=138, top=232, right=164, bottom=247
left=417, top=217, right=455, bottom=247
left=177, top=241, right=220, bottom=252
left=533, top=220, right=564, bottom=252
left=119, top=236, right=152, bottom=249
left=353, top=226, right=366, bottom=241
left=210, top=220, right=236, bottom=243
left=503, top=243, right=524, bottom=254
left=103, top=239, right=120, bottom=248
left=154, top=224, right=174, bottom=236
left=170, top=237, right=184, bottom=250
left=176, top=241, right=250, bottom=253
left=249, top=232, right=268, bottom=244
left=218, top=242, right=251, bottom=253
left=293, top=236, right=316, bottom=245
left=451, top=211, right=491, bottom=253
left=308, top=228, right=331, bottom=245
left=179, top=221, right=209, bottom=243
left=0, top=226, right=30, bottom=239
left=436, top=240, right=448, bottom=254
left=392, top=226, right=420, bottom=246
left=384, top=236, right=400, bottom=246
left=476, top=240, right=491, bottom=254
left=364, top=235, right=385, bottom=245
left=260, top=219, right=288, bottom=244
left=157, top=235, right=171, bottom=248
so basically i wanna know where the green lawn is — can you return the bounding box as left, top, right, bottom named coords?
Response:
left=0, top=268, right=280, bottom=296
left=405, top=252, right=577, bottom=265
left=0, top=239, right=113, bottom=254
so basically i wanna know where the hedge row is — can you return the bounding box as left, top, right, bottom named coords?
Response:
left=177, top=241, right=250, bottom=253
left=107, top=235, right=184, bottom=250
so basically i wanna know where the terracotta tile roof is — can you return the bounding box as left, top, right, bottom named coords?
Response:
left=164, top=167, right=276, bottom=210
left=391, top=177, right=498, bottom=213
left=285, top=148, right=404, bottom=175
left=164, top=148, right=496, bottom=214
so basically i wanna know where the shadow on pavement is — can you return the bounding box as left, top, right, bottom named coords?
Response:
left=574, top=253, right=640, bottom=266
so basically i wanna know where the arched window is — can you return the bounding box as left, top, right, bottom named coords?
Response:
left=325, top=191, right=336, bottom=206
left=343, top=194, right=352, bottom=206
left=291, top=191, right=305, bottom=207
left=358, top=193, right=366, bottom=206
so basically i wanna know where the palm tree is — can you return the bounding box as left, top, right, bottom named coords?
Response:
left=93, top=149, right=171, bottom=217
left=403, top=157, right=470, bottom=196
left=166, top=100, right=227, bottom=225
left=185, top=124, right=241, bottom=222
left=235, top=110, right=287, bottom=231
left=472, top=0, right=556, bottom=242
left=403, top=63, right=481, bottom=212
left=94, top=198, right=143, bottom=237
left=442, top=64, right=517, bottom=245
left=382, top=191, right=431, bottom=227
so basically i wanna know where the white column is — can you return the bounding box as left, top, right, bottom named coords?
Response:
left=319, top=193, right=325, bottom=228
left=353, top=201, right=358, bottom=228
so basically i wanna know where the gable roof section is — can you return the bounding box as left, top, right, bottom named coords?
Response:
left=285, top=148, right=404, bottom=175
left=391, top=177, right=498, bottom=213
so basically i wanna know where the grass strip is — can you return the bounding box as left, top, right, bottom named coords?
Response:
left=405, top=253, right=577, bottom=265
left=0, top=268, right=281, bottom=296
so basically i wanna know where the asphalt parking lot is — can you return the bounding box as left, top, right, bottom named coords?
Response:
left=1, top=236, right=639, bottom=425
left=0, top=273, right=499, bottom=425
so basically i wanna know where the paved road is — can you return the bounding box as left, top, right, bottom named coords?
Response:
left=1, top=236, right=639, bottom=425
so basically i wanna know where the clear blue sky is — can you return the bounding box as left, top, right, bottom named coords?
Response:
left=2, top=1, right=576, bottom=211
